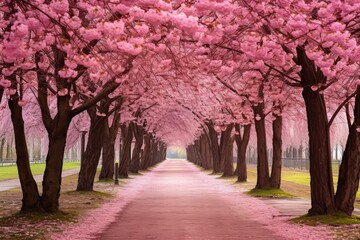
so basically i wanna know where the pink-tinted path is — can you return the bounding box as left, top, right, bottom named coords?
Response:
left=95, top=160, right=315, bottom=240
left=54, top=160, right=332, bottom=240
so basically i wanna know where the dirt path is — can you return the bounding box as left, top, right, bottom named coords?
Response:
left=97, top=160, right=282, bottom=240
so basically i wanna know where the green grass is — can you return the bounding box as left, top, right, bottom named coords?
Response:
left=0, top=162, right=80, bottom=181
left=64, top=190, right=113, bottom=198
left=281, top=170, right=311, bottom=185
left=97, top=178, right=115, bottom=183
left=292, top=212, right=360, bottom=226
left=247, top=165, right=360, bottom=199
left=246, top=188, right=295, bottom=198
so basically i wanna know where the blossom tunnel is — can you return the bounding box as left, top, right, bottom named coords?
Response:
left=0, top=0, right=360, bottom=231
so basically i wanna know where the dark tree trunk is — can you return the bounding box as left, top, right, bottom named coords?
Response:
left=6, top=142, right=10, bottom=160
left=297, top=46, right=335, bottom=215
left=129, top=125, right=144, bottom=174
left=200, top=134, right=212, bottom=170
left=36, top=45, right=73, bottom=212
left=140, top=134, right=151, bottom=170
left=235, top=124, right=251, bottom=182
left=77, top=106, right=106, bottom=191
left=253, top=84, right=270, bottom=189
left=222, top=136, right=234, bottom=177
left=0, top=88, right=3, bottom=108
left=220, top=124, right=233, bottom=173
left=270, top=114, right=282, bottom=189
left=186, top=147, right=192, bottom=162
left=118, top=123, right=134, bottom=178
left=0, top=138, right=5, bottom=161
left=9, top=89, right=40, bottom=211
left=335, top=86, right=360, bottom=216
left=193, top=140, right=202, bottom=167
left=99, top=111, right=120, bottom=180
left=149, top=139, right=158, bottom=166
left=162, top=145, right=167, bottom=161
left=206, top=121, right=221, bottom=173
left=40, top=100, right=72, bottom=212
left=99, top=119, right=113, bottom=180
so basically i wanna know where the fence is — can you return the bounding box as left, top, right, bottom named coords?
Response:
left=0, top=157, right=79, bottom=166
left=239, top=145, right=343, bottom=172
left=242, top=158, right=341, bottom=173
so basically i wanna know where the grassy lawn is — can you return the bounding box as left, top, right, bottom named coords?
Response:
left=244, top=165, right=360, bottom=208
left=0, top=162, right=80, bottom=181
left=246, top=188, right=295, bottom=198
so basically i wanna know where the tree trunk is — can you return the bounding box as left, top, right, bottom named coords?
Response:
left=335, top=86, right=360, bottom=216
left=99, top=112, right=120, bottom=180
left=129, top=125, right=144, bottom=174
left=0, top=138, right=5, bottom=161
left=118, top=123, right=134, bottom=178
left=0, top=88, right=3, bottom=108
left=9, top=91, right=40, bottom=211
left=297, top=46, right=335, bottom=215
left=222, top=136, right=234, bottom=177
left=235, top=124, right=251, bottom=182
left=140, top=134, right=151, bottom=170
left=6, top=142, right=10, bottom=160
left=40, top=110, right=71, bottom=212
left=270, top=114, right=282, bottom=189
left=77, top=106, right=106, bottom=191
left=200, top=134, right=212, bottom=170
left=220, top=124, right=233, bottom=173
left=149, top=139, right=158, bottom=166
left=99, top=119, right=113, bottom=180
left=206, top=122, right=221, bottom=173
left=253, top=84, right=270, bottom=189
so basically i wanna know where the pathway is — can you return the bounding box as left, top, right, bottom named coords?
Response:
left=0, top=168, right=80, bottom=192
left=94, top=160, right=329, bottom=240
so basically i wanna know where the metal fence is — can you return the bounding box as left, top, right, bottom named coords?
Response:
left=0, top=157, right=78, bottom=166
left=238, top=145, right=343, bottom=171
left=245, top=157, right=311, bottom=170
left=244, top=156, right=341, bottom=174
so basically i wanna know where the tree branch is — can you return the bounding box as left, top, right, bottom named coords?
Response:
left=328, top=90, right=357, bottom=128
left=71, top=58, right=134, bottom=117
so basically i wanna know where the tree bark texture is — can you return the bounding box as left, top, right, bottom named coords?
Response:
left=0, top=138, right=5, bottom=161
left=220, top=124, right=233, bottom=174
left=99, top=111, right=120, bottom=180
left=118, top=123, right=134, bottom=178
left=140, top=134, right=151, bottom=170
left=129, top=125, right=144, bottom=174
left=297, top=46, right=335, bottom=215
left=40, top=98, right=72, bottom=212
left=222, top=135, right=234, bottom=177
left=9, top=90, right=40, bottom=211
left=206, top=121, right=221, bottom=173
left=270, top=114, right=282, bottom=189
left=253, top=84, right=270, bottom=189
left=77, top=106, right=106, bottom=191
left=235, top=124, right=251, bottom=182
left=335, top=86, right=360, bottom=216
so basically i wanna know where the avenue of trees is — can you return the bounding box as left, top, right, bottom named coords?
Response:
left=1, top=0, right=360, bottom=217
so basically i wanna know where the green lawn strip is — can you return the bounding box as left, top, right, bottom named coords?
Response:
left=246, top=188, right=295, bottom=198
left=291, top=212, right=360, bottom=226
left=64, top=190, right=113, bottom=198
left=248, top=166, right=360, bottom=199
left=0, top=162, right=80, bottom=181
